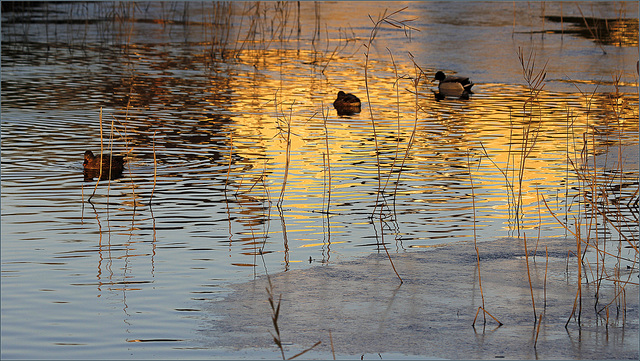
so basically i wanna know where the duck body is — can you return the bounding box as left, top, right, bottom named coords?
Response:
left=333, top=91, right=361, bottom=116
left=434, top=71, right=474, bottom=99
left=83, top=150, right=125, bottom=180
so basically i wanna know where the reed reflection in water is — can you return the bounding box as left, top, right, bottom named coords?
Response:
left=1, top=1, right=638, bottom=359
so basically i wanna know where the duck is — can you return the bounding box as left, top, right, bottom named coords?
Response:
left=83, top=150, right=125, bottom=180
left=433, top=71, right=474, bottom=99
left=333, top=91, right=361, bottom=116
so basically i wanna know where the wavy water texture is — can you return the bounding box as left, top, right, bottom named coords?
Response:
left=1, top=2, right=638, bottom=359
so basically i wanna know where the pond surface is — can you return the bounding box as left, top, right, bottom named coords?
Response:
left=1, top=1, right=638, bottom=359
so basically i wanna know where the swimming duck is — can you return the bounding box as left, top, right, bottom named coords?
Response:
left=433, top=71, right=474, bottom=99
left=83, top=150, right=125, bottom=180
left=333, top=91, right=361, bottom=116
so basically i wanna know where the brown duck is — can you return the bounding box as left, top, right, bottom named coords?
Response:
left=333, top=91, right=361, bottom=116
left=83, top=150, right=125, bottom=179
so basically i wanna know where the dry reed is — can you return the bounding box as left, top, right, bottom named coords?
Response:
left=360, top=7, right=419, bottom=284
left=106, top=115, right=114, bottom=215
left=477, top=47, right=546, bottom=237
left=87, top=108, right=104, bottom=202
left=534, top=313, right=543, bottom=348
left=523, top=234, right=537, bottom=322
left=380, top=48, right=402, bottom=196
left=261, top=255, right=321, bottom=360
left=149, top=131, right=157, bottom=206
left=468, top=151, right=503, bottom=327
left=322, top=105, right=332, bottom=214
left=536, top=68, right=639, bottom=329
left=329, top=330, right=335, bottom=360
left=275, top=95, right=293, bottom=208
left=288, top=341, right=322, bottom=360
left=265, top=272, right=286, bottom=360
left=389, top=54, right=422, bottom=217
left=363, top=7, right=418, bottom=217
left=544, top=245, right=548, bottom=309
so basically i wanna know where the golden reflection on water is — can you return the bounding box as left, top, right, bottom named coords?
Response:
left=1, top=3, right=638, bottom=359
left=1, top=2, right=637, bottom=275
left=216, top=48, right=638, bottom=235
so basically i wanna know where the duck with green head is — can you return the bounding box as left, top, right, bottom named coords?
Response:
left=433, top=71, right=474, bottom=99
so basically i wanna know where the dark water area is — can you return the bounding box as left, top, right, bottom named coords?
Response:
left=1, top=1, right=638, bottom=359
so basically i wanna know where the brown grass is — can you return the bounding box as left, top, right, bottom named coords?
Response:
left=468, top=151, right=503, bottom=327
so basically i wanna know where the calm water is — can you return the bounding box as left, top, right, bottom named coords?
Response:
left=1, top=1, right=638, bottom=359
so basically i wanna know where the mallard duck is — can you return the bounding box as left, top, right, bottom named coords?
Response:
left=434, top=71, right=474, bottom=98
left=83, top=150, right=125, bottom=180
left=333, top=91, right=361, bottom=115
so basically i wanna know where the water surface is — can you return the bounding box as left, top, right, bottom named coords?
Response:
left=1, top=1, right=638, bottom=359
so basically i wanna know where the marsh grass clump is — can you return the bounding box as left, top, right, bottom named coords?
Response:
left=540, top=72, right=639, bottom=328
left=477, top=47, right=547, bottom=237
left=468, top=43, right=637, bottom=334
left=467, top=151, right=503, bottom=327
left=361, top=7, right=420, bottom=285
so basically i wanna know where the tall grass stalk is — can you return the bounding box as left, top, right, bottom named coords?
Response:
left=467, top=151, right=485, bottom=323
left=541, top=196, right=635, bottom=263
left=320, top=105, right=333, bottom=263
left=389, top=54, right=422, bottom=216
left=288, top=341, right=322, bottom=360
left=541, top=70, right=639, bottom=324
left=279, top=209, right=291, bottom=271
left=359, top=8, right=418, bottom=284
left=322, top=105, right=332, bottom=214
left=467, top=150, right=502, bottom=327
left=118, top=82, right=136, bottom=207
left=256, top=159, right=273, bottom=254
left=149, top=131, right=157, bottom=206
left=265, top=272, right=286, bottom=360
left=534, top=313, right=543, bottom=348
left=479, top=48, right=546, bottom=234
left=261, top=255, right=321, bottom=360
left=377, top=214, right=403, bottom=284
left=276, top=96, right=293, bottom=208
left=88, top=108, right=104, bottom=202
left=380, top=48, right=402, bottom=197
left=224, top=131, right=233, bottom=195
left=468, top=151, right=502, bottom=327
left=320, top=26, right=355, bottom=74
left=106, top=115, right=115, bottom=215
left=329, top=330, right=335, bottom=360
left=363, top=7, right=418, bottom=217
left=566, top=222, right=583, bottom=327
left=544, top=245, right=548, bottom=309
left=515, top=47, right=546, bottom=234
left=534, top=188, right=542, bottom=256
left=523, top=234, right=537, bottom=322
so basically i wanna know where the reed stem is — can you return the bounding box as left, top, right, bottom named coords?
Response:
left=523, top=234, right=537, bottom=322
left=88, top=108, right=104, bottom=202
left=468, top=151, right=491, bottom=325
left=149, top=131, right=157, bottom=206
